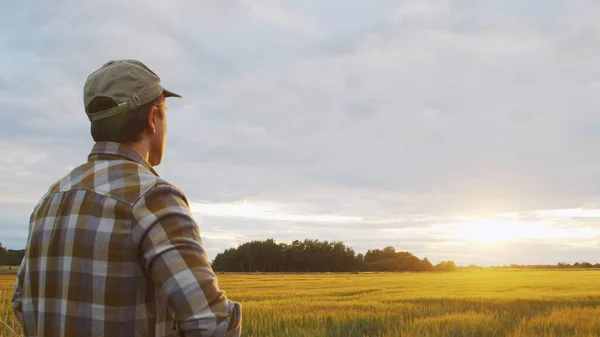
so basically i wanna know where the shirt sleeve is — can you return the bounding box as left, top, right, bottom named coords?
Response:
left=131, top=183, right=242, bottom=337
left=12, top=257, right=26, bottom=313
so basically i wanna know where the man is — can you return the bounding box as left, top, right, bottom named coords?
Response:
left=12, top=60, right=242, bottom=337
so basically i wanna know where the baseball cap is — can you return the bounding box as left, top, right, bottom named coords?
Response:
left=84, top=59, right=181, bottom=122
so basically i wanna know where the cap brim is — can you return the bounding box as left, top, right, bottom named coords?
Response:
left=162, top=87, right=182, bottom=98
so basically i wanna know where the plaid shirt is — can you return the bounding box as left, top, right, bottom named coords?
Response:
left=12, top=142, right=241, bottom=337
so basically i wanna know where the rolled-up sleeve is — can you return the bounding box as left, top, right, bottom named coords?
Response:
left=131, top=183, right=241, bottom=337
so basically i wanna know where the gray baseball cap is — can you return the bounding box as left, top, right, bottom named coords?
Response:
left=84, top=59, right=181, bottom=122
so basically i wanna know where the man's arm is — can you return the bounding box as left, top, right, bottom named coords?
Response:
left=12, top=257, right=26, bottom=326
left=132, top=183, right=241, bottom=337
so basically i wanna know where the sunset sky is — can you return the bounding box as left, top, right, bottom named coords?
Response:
left=1, top=0, right=600, bottom=266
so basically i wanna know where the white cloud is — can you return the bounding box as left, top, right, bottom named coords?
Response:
left=190, top=201, right=361, bottom=223
left=535, top=208, right=600, bottom=218
left=2, top=0, right=600, bottom=265
left=241, top=0, right=325, bottom=38
left=443, top=218, right=600, bottom=243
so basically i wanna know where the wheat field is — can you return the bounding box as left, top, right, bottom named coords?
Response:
left=1, top=269, right=599, bottom=336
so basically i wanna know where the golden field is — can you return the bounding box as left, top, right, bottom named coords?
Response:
left=1, top=269, right=599, bottom=336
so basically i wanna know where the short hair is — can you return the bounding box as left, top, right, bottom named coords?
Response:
left=88, top=94, right=165, bottom=144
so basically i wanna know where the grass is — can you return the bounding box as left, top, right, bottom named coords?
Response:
left=0, top=273, right=20, bottom=337
left=2, top=269, right=599, bottom=336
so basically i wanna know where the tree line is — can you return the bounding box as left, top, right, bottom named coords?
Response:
left=0, top=243, right=25, bottom=266
left=491, top=262, right=600, bottom=269
left=3, top=240, right=598, bottom=271
left=211, top=239, right=457, bottom=272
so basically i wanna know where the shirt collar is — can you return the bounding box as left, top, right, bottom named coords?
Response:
left=88, top=141, right=159, bottom=176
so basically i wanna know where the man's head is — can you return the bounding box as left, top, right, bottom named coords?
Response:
left=83, top=60, right=181, bottom=166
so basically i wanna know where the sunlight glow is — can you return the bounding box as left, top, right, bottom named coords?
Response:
left=495, top=208, right=600, bottom=219
left=446, top=218, right=599, bottom=244
left=535, top=208, right=600, bottom=218
left=189, top=201, right=600, bottom=243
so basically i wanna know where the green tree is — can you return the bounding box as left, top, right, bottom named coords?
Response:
left=421, top=258, right=434, bottom=271
left=212, top=239, right=452, bottom=273
left=435, top=260, right=457, bottom=271
left=5, top=250, right=24, bottom=266
left=0, top=242, right=6, bottom=265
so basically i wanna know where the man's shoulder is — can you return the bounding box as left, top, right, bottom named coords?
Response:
left=43, top=159, right=175, bottom=206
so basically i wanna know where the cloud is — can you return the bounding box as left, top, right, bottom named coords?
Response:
left=241, top=0, right=325, bottom=38
left=535, top=208, right=600, bottom=218
left=443, top=219, right=599, bottom=242
left=2, top=0, right=600, bottom=265
left=188, top=200, right=600, bottom=264
left=190, top=201, right=361, bottom=223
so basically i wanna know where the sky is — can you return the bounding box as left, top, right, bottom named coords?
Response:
left=1, top=0, right=600, bottom=266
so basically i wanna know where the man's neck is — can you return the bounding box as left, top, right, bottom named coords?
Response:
left=128, top=140, right=151, bottom=165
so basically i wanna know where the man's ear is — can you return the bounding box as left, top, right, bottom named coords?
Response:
left=147, top=105, right=159, bottom=134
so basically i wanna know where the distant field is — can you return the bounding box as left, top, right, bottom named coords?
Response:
left=2, top=270, right=599, bottom=336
